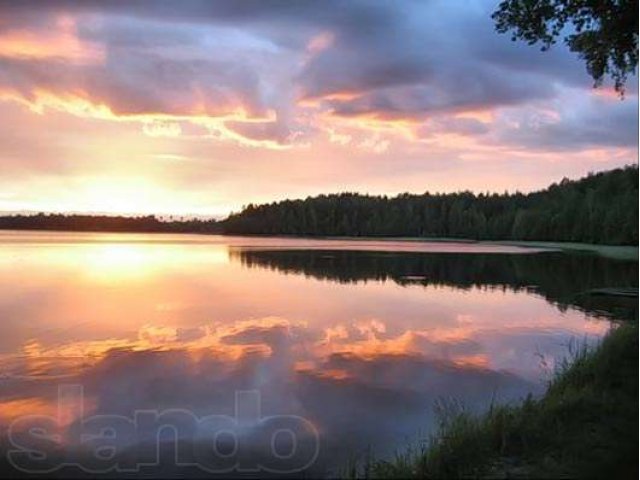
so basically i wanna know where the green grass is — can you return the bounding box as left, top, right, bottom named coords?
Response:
left=364, top=323, right=638, bottom=479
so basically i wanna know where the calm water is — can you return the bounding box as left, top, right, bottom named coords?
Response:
left=0, top=231, right=636, bottom=476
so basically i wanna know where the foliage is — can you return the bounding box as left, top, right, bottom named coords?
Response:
left=492, top=0, right=639, bottom=93
left=0, top=213, right=219, bottom=234
left=367, top=322, right=639, bottom=479
left=221, top=166, right=639, bottom=245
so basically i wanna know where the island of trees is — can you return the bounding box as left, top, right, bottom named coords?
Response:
left=0, top=166, right=637, bottom=245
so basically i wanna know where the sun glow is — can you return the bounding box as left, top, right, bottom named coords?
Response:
left=74, top=177, right=174, bottom=215
left=88, top=243, right=152, bottom=274
left=76, top=243, right=230, bottom=283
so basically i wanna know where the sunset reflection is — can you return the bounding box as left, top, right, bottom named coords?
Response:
left=0, top=232, right=633, bottom=470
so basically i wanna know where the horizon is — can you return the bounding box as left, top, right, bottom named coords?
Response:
left=0, top=1, right=637, bottom=217
left=0, top=164, right=636, bottom=221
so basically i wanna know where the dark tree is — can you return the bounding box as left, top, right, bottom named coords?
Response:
left=2, top=168, right=638, bottom=245
left=492, top=0, right=638, bottom=93
left=0, top=213, right=220, bottom=234
left=220, top=166, right=639, bottom=245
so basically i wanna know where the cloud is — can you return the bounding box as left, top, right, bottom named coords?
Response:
left=0, top=0, right=592, bottom=127
left=295, top=1, right=584, bottom=119
left=0, top=11, right=294, bottom=146
left=416, top=116, right=492, bottom=139
left=142, top=120, right=182, bottom=138
left=0, top=54, right=268, bottom=118
left=223, top=119, right=296, bottom=148
left=494, top=92, right=639, bottom=151
left=319, top=75, right=555, bottom=122
left=0, top=0, right=636, bottom=214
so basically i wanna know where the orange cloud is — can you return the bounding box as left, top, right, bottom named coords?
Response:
left=0, top=16, right=104, bottom=63
left=454, top=109, right=495, bottom=123
left=306, top=31, right=335, bottom=55
left=0, top=87, right=293, bottom=149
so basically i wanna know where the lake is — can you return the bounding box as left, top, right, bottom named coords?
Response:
left=0, top=231, right=636, bottom=477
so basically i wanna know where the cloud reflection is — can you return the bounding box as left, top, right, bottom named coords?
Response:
left=0, top=317, right=537, bottom=474
left=0, top=234, right=626, bottom=474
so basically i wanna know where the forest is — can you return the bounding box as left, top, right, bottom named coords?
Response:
left=0, top=166, right=637, bottom=245
left=0, top=213, right=217, bottom=233
left=221, top=166, right=638, bottom=245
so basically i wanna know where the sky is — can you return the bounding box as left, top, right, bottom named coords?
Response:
left=0, top=0, right=637, bottom=218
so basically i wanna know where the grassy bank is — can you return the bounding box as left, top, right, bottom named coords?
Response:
left=366, top=322, right=638, bottom=479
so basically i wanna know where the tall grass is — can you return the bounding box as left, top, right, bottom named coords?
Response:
left=366, top=323, right=638, bottom=479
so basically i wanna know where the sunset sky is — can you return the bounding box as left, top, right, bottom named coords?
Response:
left=0, top=0, right=637, bottom=218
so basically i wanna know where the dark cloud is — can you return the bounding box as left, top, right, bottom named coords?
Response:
left=321, top=70, right=556, bottom=120
left=0, top=53, right=267, bottom=118
left=296, top=2, right=582, bottom=99
left=496, top=96, right=639, bottom=151
left=0, top=0, right=391, bottom=31
left=0, top=0, right=636, bottom=150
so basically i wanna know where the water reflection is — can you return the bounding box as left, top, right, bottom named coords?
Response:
left=0, top=232, right=635, bottom=476
left=231, top=248, right=638, bottom=320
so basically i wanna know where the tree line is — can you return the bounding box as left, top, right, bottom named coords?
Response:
left=0, top=213, right=218, bottom=233
left=1, top=166, right=636, bottom=244
left=221, top=166, right=638, bottom=245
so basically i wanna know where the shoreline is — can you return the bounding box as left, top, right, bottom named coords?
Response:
left=315, top=236, right=638, bottom=260
left=367, top=322, right=638, bottom=479
left=1, top=228, right=637, bottom=260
